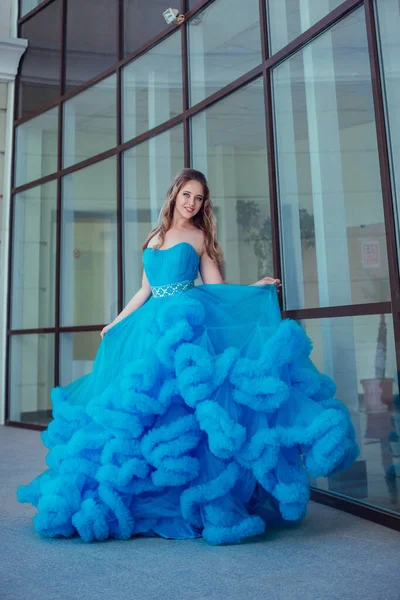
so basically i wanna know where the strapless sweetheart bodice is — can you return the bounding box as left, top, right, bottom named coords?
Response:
left=143, top=242, right=200, bottom=287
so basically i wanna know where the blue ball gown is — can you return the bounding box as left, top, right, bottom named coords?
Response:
left=17, top=241, right=359, bottom=545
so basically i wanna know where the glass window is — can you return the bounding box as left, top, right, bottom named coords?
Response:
left=303, top=314, right=399, bottom=515
left=9, top=333, right=55, bottom=425
left=60, top=331, right=100, bottom=386
left=65, top=0, right=117, bottom=92
left=122, top=32, right=182, bottom=143
left=11, top=181, right=57, bottom=330
left=123, top=125, right=184, bottom=304
left=61, top=158, right=118, bottom=327
left=15, top=106, right=58, bottom=187
left=273, top=8, right=390, bottom=311
left=19, top=0, right=61, bottom=119
left=20, top=1, right=43, bottom=18
left=191, top=78, right=271, bottom=285
left=375, top=0, right=400, bottom=274
left=266, top=0, right=344, bottom=55
left=124, top=0, right=170, bottom=56
left=188, top=0, right=262, bottom=106
left=63, top=74, right=117, bottom=168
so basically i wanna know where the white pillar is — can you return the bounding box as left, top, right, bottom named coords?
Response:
left=0, top=30, right=27, bottom=424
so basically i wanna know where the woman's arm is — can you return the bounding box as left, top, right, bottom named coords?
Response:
left=199, top=251, right=224, bottom=284
left=101, top=269, right=152, bottom=337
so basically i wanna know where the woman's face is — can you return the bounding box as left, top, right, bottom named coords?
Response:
left=174, top=179, right=204, bottom=221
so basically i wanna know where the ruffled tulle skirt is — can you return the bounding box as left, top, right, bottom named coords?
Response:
left=17, top=284, right=359, bottom=544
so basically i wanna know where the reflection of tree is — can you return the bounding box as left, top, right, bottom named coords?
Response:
left=236, top=199, right=315, bottom=279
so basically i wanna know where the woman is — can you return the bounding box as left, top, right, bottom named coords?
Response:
left=17, top=168, right=359, bottom=545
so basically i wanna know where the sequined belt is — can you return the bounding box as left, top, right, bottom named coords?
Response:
left=151, top=279, right=195, bottom=298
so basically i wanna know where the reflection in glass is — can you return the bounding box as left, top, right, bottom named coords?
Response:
left=11, top=181, right=57, bottom=330
left=266, top=0, right=344, bottom=55
left=302, top=314, right=400, bottom=514
left=123, top=32, right=182, bottom=142
left=61, top=158, right=118, bottom=327
left=124, top=0, right=170, bottom=55
left=15, top=107, right=58, bottom=188
left=9, top=333, right=54, bottom=425
left=60, top=331, right=100, bottom=386
left=19, top=0, right=61, bottom=118
left=65, top=0, right=117, bottom=92
left=63, top=74, right=117, bottom=168
left=191, top=78, right=271, bottom=285
left=273, top=8, right=390, bottom=311
left=375, top=0, right=400, bottom=274
left=123, top=125, right=184, bottom=304
left=188, top=0, right=261, bottom=106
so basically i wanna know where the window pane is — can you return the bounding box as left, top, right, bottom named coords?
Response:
left=9, top=333, right=54, bottom=425
left=122, top=32, right=182, bottom=142
left=188, top=0, right=262, bottom=106
left=60, top=331, right=100, bottom=386
left=61, top=158, right=118, bottom=326
left=19, top=0, right=61, bottom=118
left=302, top=314, right=399, bottom=515
left=15, top=107, right=58, bottom=187
left=124, top=0, right=170, bottom=56
left=123, top=125, right=184, bottom=304
left=191, top=79, right=271, bottom=285
left=375, top=0, right=400, bottom=276
left=21, top=0, right=43, bottom=18
left=11, top=181, right=57, bottom=330
left=267, top=0, right=344, bottom=55
left=65, top=0, right=117, bottom=92
left=273, top=8, right=390, bottom=310
left=63, top=74, right=117, bottom=168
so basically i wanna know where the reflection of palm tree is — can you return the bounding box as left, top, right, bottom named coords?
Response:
left=236, top=199, right=315, bottom=279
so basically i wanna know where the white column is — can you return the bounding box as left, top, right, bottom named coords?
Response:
left=0, top=31, right=27, bottom=424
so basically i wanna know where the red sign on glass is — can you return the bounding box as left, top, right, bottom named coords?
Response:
left=360, top=240, right=379, bottom=267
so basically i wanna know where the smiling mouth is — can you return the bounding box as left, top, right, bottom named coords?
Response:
left=184, top=207, right=194, bottom=213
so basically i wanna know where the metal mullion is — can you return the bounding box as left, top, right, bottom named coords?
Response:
left=364, top=0, right=400, bottom=374
left=282, top=301, right=392, bottom=322
left=311, top=489, right=400, bottom=532
left=18, top=0, right=57, bottom=24
left=263, top=67, right=282, bottom=309
left=116, top=70, right=123, bottom=314
left=5, top=420, right=47, bottom=431
left=9, top=324, right=109, bottom=335
left=14, top=98, right=60, bottom=127
left=12, top=147, right=119, bottom=196
left=117, top=0, right=123, bottom=60
left=185, top=0, right=215, bottom=20
left=181, top=0, right=190, bottom=167
left=264, top=0, right=363, bottom=70
left=258, top=0, right=268, bottom=62
left=54, top=0, right=66, bottom=388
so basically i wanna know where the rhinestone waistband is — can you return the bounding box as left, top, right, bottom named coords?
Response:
left=151, top=279, right=195, bottom=298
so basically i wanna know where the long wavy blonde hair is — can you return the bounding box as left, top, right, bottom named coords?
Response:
left=142, top=168, right=224, bottom=264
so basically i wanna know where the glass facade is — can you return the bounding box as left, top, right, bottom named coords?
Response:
left=7, top=0, right=400, bottom=527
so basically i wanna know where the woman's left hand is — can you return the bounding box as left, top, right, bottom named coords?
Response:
left=253, top=277, right=282, bottom=288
